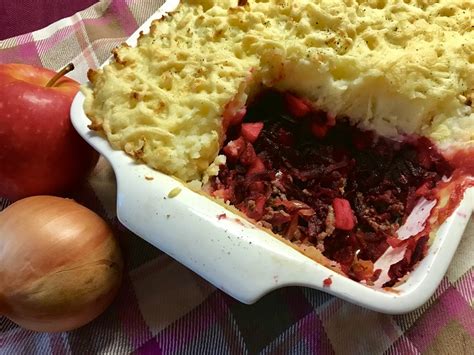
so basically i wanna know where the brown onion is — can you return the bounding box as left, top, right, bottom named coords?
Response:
left=0, top=196, right=123, bottom=332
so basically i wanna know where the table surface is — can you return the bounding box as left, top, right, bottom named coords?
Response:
left=0, top=1, right=473, bottom=354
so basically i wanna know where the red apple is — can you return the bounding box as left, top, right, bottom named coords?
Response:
left=0, top=63, right=99, bottom=201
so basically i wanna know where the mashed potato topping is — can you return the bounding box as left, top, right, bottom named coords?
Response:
left=83, top=0, right=473, bottom=182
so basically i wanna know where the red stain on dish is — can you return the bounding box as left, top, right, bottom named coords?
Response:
left=233, top=218, right=246, bottom=226
left=456, top=211, right=467, bottom=219
left=208, top=91, right=474, bottom=287
left=217, top=213, right=227, bottom=220
left=323, top=277, right=332, bottom=287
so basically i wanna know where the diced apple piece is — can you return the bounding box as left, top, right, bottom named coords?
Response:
left=239, top=142, right=257, bottom=165
left=332, top=198, right=355, bottom=231
left=223, top=107, right=247, bottom=129
left=222, top=137, right=246, bottom=161
left=285, top=93, right=311, bottom=118
left=241, top=122, right=264, bottom=143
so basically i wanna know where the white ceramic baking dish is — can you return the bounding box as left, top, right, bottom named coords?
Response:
left=70, top=0, right=474, bottom=314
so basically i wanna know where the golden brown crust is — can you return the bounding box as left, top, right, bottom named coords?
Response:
left=112, top=43, right=131, bottom=65
left=465, top=91, right=474, bottom=108
left=87, top=69, right=98, bottom=84
left=87, top=121, right=103, bottom=131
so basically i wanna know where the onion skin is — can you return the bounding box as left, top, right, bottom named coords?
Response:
left=0, top=196, right=123, bottom=332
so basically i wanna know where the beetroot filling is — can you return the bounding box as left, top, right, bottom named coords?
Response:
left=209, top=91, right=454, bottom=286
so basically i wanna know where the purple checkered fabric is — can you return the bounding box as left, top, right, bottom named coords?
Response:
left=1, top=1, right=473, bottom=354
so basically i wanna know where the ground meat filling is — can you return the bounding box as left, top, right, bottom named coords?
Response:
left=208, top=91, right=453, bottom=285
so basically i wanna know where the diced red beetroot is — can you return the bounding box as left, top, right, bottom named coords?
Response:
left=310, top=122, right=329, bottom=139
left=332, top=198, right=355, bottom=231
left=222, top=137, right=246, bottom=161
left=246, top=157, right=266, bottom=177
left=277, top=128, right=294, bottom=146
left=285, top=93, right=311, bottom=118
left=241, top=122, right=264, bottom=143
left=239, top=142, right=257, bottom=165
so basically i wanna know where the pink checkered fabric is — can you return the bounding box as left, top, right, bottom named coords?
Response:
left=1, top=1, right=473, bottom=353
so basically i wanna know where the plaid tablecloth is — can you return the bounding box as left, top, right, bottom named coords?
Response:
left=1, top=1, right=473, bottom=354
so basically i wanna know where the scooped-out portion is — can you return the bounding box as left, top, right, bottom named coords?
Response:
left=205, top=90, right=469, bottom=287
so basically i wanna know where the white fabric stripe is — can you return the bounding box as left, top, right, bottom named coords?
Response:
left=32, top=17, right=76, bottom=42
left=0, top=1, right=110, bottom=48
left=0, top=34, right=35, bottom=48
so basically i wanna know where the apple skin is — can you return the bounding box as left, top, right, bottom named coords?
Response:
left=0, top=63, right=99, bottom=201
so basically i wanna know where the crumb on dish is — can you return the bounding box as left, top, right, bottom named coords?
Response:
left=323, top=277, right=333, bottom=287
left=167, top=187, right=182, bottom=198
